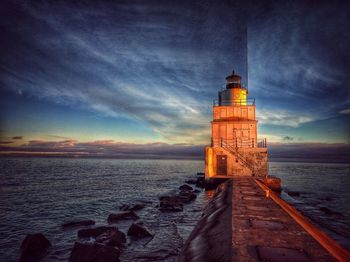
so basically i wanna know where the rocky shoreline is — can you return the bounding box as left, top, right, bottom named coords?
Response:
left=18, top=174, right=207, bottom=262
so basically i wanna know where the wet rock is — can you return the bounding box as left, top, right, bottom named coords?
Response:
left=108, top=211, right=139, bottom=223
left=129, top=203, right=145, bottom=211
left=95, top=228, right=126, bottom=247
left=69, top=242, right=120, bottom=262
left=119, top=204, right=129, bottom=211
left=287, top=191, right=300, bottom=197
left=195, top=177, right=205, bottom=188
left=185, top=179, right=197, bottom=185
left=127, top=222, right=153, bottom=238
left=159, top=196, right=183, bottom=212
left=20, top=233, right=51, bottom=262
left=62, top=220, right=95, bottom=229
left=179, top=184, right=193, bottom=191
left=178, top=190, right=197, bottom=203
left=78, top=226, right=116, bottom=238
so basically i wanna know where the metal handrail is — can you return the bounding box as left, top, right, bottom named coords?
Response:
left=213, top=98, right=255, bottom=106
left=220, top=139, right=255, bottom=173
left=212, top=138, right=267, bottom=148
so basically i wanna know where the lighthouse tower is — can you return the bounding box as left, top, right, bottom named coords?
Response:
left=205, top=70, right=268, bottom=179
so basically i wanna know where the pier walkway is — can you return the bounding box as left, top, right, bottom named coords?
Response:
left=231, top=177, right=335, bottom=261
left=179, top=177, right=350, bottom=261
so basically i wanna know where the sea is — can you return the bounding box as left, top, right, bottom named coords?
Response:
left=0, top=158, right=349, bottom=261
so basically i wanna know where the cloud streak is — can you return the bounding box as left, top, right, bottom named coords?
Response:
left=0, top=1, right=349, bottom=144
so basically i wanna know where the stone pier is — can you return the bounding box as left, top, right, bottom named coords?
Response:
left=231, top=177, right=335, bottom=261
left=179, top=178, right=349, bottom=261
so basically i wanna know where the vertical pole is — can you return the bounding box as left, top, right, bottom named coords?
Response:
left=246, top=27, right=248, bottom=89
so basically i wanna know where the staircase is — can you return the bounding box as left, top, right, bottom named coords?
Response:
left=220, top=139, right=256, bottom=175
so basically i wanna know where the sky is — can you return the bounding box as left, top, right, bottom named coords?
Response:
left=0, top=0, right=349, bottom=160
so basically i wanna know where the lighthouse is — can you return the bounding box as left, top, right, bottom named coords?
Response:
left=205, top=70, right=268, bottom=179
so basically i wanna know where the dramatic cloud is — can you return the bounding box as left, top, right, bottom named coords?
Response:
left=0, top=1, right=349, bottom=145
left=339, top=109, right=350, bottom=115
left=283, top=136, right=294, bottom=142
left=12, top=136, right=22, bottom=140
left=257, top=109, right=314, bottom=127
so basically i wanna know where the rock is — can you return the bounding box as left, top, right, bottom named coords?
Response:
left=96, top=229, right=126, bottom=247
left=127, top=222, right=153, bottom=238
left=185, top=179, right=197, bottom=185
left=78, top=226, right=116, bottom=238
left=62, top=220, right=95, bottom=229
left=108, top=211, right=139, bottom=223
left=194, top=189, right=201, bottom=193
left=129, top=203, right=145, bottom=211
left=69, top=242, right=120, bottom=262
left=287, top=191, right=300, bottom=197
left=159, top=196, right=183, bottom=212
left=195, top=178, right=205, bottom=188
left=179, top=184, right=193, bottom=191
left=20, top=233, right=51, bottom=262
left=178, top=190, right=197, bottom=203
left=119, top=204, right=129, bottom=211
left=263, top=176, right=282, bottom=192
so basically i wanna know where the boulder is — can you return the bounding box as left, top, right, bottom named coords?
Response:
left=179, top=184, right=193, bottom=191
left=129, top=203, right=145, bottom=211
left=78, top=226, right=116, bottom=238
left=69, top=242, right=120, bottom=262
left=108, top=211, right=139, bottom=223
left=20, top=233, right=51, bottom=262
left=263, top=176, right=282, bottom=192
left=96, top=229, right=126, bottom=247
left=195, top=178, right=205, bottom=188
left=178, top=190, right=197, bottom=203
left=127, top=222, right=153, bottom=238
left=62, top=220, right=95, bottom=229
left=159, top=196, right=183, bottom=212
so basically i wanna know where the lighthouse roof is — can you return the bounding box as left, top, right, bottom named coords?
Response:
left=225, top=70, right=241, bottom=81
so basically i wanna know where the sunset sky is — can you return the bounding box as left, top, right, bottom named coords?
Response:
left=0, top=1, right=349, bottom=159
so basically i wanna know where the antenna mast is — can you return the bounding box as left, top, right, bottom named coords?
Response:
left=245, top=26, right=248, bottom=90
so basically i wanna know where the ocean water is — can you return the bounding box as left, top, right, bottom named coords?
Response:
left=0, top=158, right=349, bottom=261
left=270, top=161, right=350, bottom=250
left=0, top=158, right=208, bottom=261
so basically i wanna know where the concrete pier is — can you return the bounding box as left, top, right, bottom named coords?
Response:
left=231, top=177, right=335, bottom=261
left=179, top=178, right=350, bottom=261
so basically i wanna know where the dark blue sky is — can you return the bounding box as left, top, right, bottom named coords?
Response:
left=0, top=0, right=349, bottom=157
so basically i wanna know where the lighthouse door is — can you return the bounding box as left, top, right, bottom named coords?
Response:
left=216, top=155, right=227, bottom=176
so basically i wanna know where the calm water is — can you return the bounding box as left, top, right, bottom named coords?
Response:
left=0, top=158, right=349, bottom=261
left=270, top=162, right=350, bottom=250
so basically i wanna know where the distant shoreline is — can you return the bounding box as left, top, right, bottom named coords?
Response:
left=0, top=154, right=349, bottom=164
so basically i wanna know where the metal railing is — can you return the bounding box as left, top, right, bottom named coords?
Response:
left=211, top=138, right=267, bottom=148
left=220, top=138, right=255, bottom=174
left=213, top=98, right=255, bottom=106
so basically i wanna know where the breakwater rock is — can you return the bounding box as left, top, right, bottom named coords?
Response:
left=178, top=180, right=232, bottom=262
